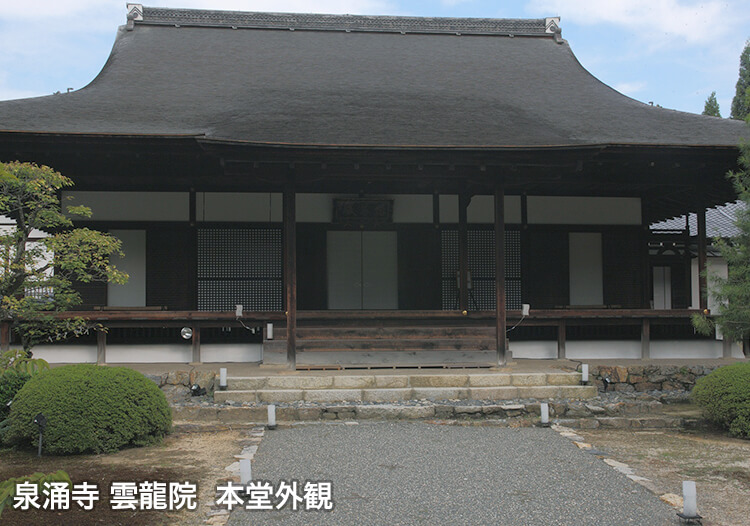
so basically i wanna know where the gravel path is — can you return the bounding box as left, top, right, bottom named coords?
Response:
left=226, top=422, right=680, bottom=526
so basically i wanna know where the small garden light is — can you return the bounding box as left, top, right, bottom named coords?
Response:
left=677, top=480, right=701, bottom=523
left=33, top=412, right=47, bottom=457
left=190, top=384, right=206, bottom=396
left=180, top=327, right=193, bottom=340
left=267, top=404, right=277, bottom=430
left=540, top=402, right=550, bottom=427
left=239, top=458, right=252, bottom=485
left=581, top=364, right=589, bottom=385
left=219, top=368, right=227, bottom=391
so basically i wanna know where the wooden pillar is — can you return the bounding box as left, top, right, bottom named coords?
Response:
left=432, top=191, right=440, bottom=228
left=189, top=188, right=198, bottom=310
left=641, top=199, right=652, bottom=308
left=191, top=326, right=201, bottom=364
left=458, top=192, right=470, bottom=311
left=1, top=321, right=10, bottom=351
left=697, top=205, right=708, bottom=311
left=96, top=330, right=107, bottom=365
left=640, top=318, right=650, bottom=359
left=557, top=320, right=566, bottom=359
left=283, top=181, right=297, bottom=369
left=495, top=185, right=506, bottom=366
left=520, top=194, right=530, bottom=304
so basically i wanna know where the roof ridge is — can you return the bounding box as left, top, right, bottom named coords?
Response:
left=132, top=6, right=558, bottom=36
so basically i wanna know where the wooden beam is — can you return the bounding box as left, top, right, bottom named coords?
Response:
left=191, top=326, right=201, bottom=364
left=0, top=322, right=10, bottom=351
left=458, top=192, right=469, bottom=312
left=640, top=318, right=650, bottom=359
left=557, top=320, right=566, bottom=359
left=283, top=181, right=297, bottom=369
left=495, top=184, right=506, bottom=366
left=96, top=330, right=107, bottom=365
left=697, top=205, right=708, bottom=311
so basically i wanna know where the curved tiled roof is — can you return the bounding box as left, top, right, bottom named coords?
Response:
left=0, top=6, right=746, bottom=148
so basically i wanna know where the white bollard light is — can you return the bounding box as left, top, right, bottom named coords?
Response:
left=266, top=322, right=274, bottom=340
left=540, top=402, right=550, bottom=426
left=682, top=480, right=698, bottom=518
left=581, top=364, right=589, bottom=384
left=239, top=458, right=252, bottom=485
left=267, top=404, right=277, bottom=430
left=219, top=368, right=227, bottom=391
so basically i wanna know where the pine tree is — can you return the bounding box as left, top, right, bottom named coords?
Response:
left=703, top=91, right=721, bottom=117
left=693, top=128, right=750, bottom=341
left=730, top=41, right=750, bottom=120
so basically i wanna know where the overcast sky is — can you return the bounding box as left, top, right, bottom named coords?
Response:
left=1, top=0, right=748, bottom=117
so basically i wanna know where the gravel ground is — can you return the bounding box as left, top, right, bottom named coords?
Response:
left=226, top=422, right=680, bottom=526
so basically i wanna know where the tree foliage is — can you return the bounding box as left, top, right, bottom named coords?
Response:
left=0, top=162, right=127, bottom=350
left=731, top=41, right=750, bottom=120
left=692, top=125, right=750, bottom=341
left=702, top=91, right=721, bottom=117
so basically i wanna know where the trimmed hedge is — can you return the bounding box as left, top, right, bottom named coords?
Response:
left=692, top=362, right=750, bottom=439
left=0, top=370, right=30, bottom=419
left=7, top=364, right=171, bottom=454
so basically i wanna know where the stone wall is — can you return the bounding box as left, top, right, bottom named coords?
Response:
left=145, top=369, right=217, bottom=404
left=592, top=364, right=719, bottom=393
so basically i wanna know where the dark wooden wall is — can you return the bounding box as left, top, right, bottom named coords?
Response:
left=398, top=226, right=441, bottom=310
left=146, top=226, right=195, bottom=310
left=526, top=228, right=569, bottom=308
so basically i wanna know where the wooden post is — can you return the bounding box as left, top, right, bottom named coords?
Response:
left=1, top=321, right=10, bottom=351
left=697, top=205, right=708, bottom=311
left=96, top=330, right=107, bottom=365
left=495, top=185, right=506, bottom=366
left=283, top=182, right=297, bottom=369
left=640, top=318, right=650, bottom=359
left=458, top=192, right=469, bottom=312
left=191, top=326, right=201, bottom=364
left=641, top=202, right=651, bottom=308
left=432, top=191, right=440, bottom=228
left=557, top=320, right=566, bottom=359
left=520, top=194, right=530, bottom=304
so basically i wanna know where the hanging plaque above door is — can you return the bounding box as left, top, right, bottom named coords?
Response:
left=332, top=197, right=394, bottom=227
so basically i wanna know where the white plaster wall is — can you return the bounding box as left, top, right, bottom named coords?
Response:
left=527, top=196, right=641, bottom=225
left=197, top=192, right=282, bottom=222
left=569, top=232, right=603, bottom=305
left=392, top=195, right=432, bottom=223
left=297, top=194, right=333, bottom=222
left=509, top=340, right=557, bottom=359
left=32, top=345, right=97, bottom=363
left=107, top=230, right=146, bottom=307
left=439, top=195, right=521, bottom=223
left=650, top=340, right=743, bottom=359
left=201, top=344, right=262, bottom=363
left=567, top=341, right=642, bottom=359
left=63, top=191, right=189, bottom=221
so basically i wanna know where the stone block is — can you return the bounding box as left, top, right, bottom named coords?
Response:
left=227, top=377, right=267, bottom=390
left=218, top=407, right=266, bottom=424
left=214, top=390, right=257, bottom=404
left=161, top=384, right=192, bottom=403
left=362, top=388, right=413, bottom=402
left=412, top=387, right=469, bottom=400
left=191, top=370, right=217, bottom=391
left=510, top=373, right=548, bottom=386
left=276, top=407, right=298, bottom=421
left=395, top=406, right=436, bottom=419
left=634, top=382, right=660, bottom=392
left=562, top=386, right=598, bottom=399
left=374, top=375, right=409, bottom=388
left=172, top=406, right=220, bottom=422
left=356, top=404, right=400, bottom=419
left=434, top=405, right=455, bottom=418
left=545, top=373, right=580, bottom=386
left=332, top=376, right=375, bottom=389
left=166, top=370, right=191, bottom=386
left=296, top=407, right=323, bottom=420
left=481, top=405, right=507, bottom=416
left=598, top=417, right=632, bottom=429
left=468, top=387, right=519, bottom=400
left=266, top=376, right=333, bottom=389
left=454, top=405, right=483, bottom=414
left=409, top=375, right=468, bottom=388
left=517, top=386, right=561, bottom=399
left=256, top=389, right=305, bottom=403
left=614, top=383, right=635, bottom=393
left=304, top=389, right=362, bottom=402
left=467, top=374, right=512, bottom=387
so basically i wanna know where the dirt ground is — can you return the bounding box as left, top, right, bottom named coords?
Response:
left=0, top=425, right=242, bottom=526
left=579, top=426, right=750, bottom=526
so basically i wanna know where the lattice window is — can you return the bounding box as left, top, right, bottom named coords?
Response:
left=197, top=228, right=282, bottom=311
left=440, top=228, right=522, bottom=310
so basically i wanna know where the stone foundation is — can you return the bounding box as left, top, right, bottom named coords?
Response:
left=592, top=364, right=718, bottom=393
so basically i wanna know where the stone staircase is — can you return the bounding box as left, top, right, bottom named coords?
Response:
left=214, top=371, right=598, bottom=404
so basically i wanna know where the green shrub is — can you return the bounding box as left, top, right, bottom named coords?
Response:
left=692, top=362, right=750, bottom=438
left=7, top=364, right=171, bottom=454
left=0, top=370, right=31, bottom=419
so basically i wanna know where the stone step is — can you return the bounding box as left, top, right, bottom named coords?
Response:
left=225, top=372, right=581, bottom=390
left=214, top=384, right=596, bottom=403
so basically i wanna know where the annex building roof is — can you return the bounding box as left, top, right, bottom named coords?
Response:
left=0, top=5, right=747, bottom=149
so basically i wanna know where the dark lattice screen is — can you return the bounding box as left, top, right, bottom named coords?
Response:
left=197, top=228, right=282, bottom=310
left=440, top=228, right=521, bottom=310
